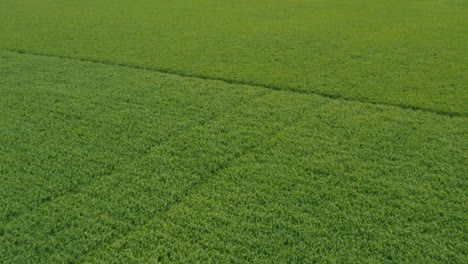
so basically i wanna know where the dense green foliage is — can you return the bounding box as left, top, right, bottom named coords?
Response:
left=1, top=50, right=466, bottom=263
left=0, top=0, right=467, bottom=263
left=0, top=0, right=466, bottom=115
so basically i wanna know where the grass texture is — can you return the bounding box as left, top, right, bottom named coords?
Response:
left=0, top=49, right=466, bottom=263
left=0, top=0, right=466, bottom=115
left=0, top=0, right=467, bottom=263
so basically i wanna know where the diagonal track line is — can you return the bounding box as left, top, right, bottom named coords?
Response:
left=0, top=82, right=271, bottom=230
left=1, top=48, right=465, bottom=118
left=76, top=99, right=308, bottom=263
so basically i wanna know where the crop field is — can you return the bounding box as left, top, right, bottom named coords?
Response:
left=0, top=0, right=466, bottom=263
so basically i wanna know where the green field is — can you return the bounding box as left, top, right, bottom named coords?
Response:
left=0, top=0, right=467, bottom=263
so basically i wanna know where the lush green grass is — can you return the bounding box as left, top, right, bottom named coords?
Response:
left=1, top=0, right=467, bottom=263
left=1, top=50, right=466, bottom=263
left=0, top=0, right=466, bottom=115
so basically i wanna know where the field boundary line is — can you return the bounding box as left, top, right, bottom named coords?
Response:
left=1, top=48, right=465, bottom=118
left=0, top=78, right=271, bottom=230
